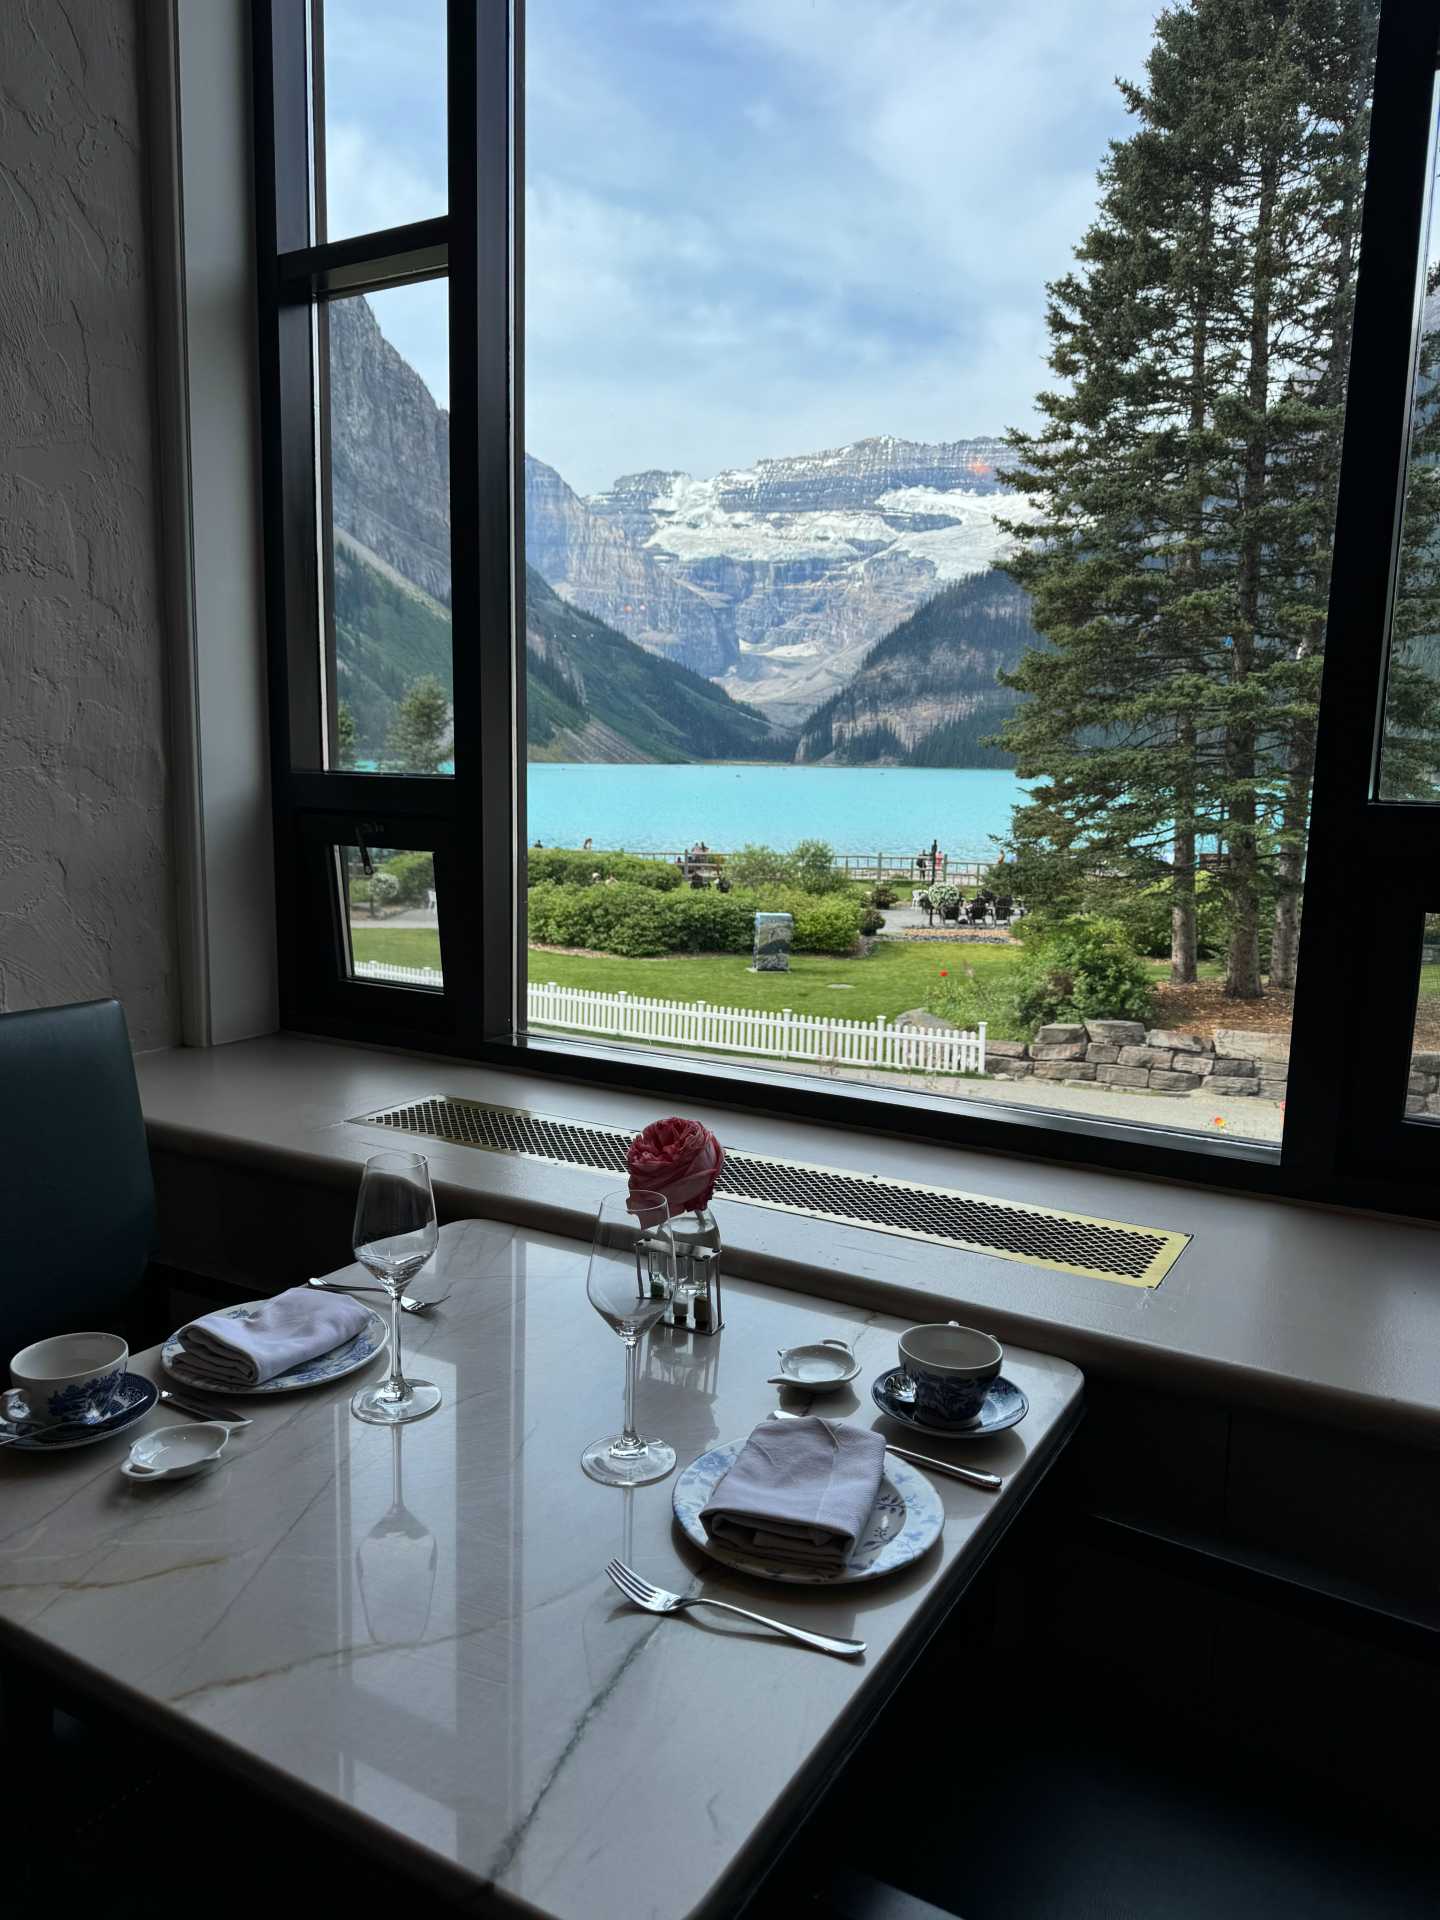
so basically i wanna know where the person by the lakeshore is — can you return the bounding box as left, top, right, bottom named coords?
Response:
left=533, top=838, right=543, bottom=849
left=583, top=836, right=592, bottom=851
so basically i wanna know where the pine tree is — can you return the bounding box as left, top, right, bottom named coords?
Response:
left=999, top=0, right=1378, bottom=998
left=337, top=699, right=357, bottom=764
left=387, top=674, right=453, bottom=774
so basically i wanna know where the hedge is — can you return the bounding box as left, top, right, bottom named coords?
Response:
left=527, top=882, right=863, bottom=957
left=527, top=848, right=681, bottom=891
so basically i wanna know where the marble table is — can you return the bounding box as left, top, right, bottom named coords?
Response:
left=0, top=1219, right=1083, bottom=1920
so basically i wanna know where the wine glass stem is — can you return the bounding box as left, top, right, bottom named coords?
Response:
left=386, top=1286, right=409, bottom=1400
left=621, top=1332, right=640, bottom=1448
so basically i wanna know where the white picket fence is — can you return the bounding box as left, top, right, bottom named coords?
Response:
left=527, top=980, right=985, bottom=1075
left=351, top=962, right=985, bottom=1074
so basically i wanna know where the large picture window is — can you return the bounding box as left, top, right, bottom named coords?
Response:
left=254, top=0, right=1440, bottom=1212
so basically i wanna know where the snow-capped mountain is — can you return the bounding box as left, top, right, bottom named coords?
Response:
left=527, top=436, right=1039, bottom=726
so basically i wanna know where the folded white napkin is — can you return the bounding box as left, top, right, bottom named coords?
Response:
left=177, top=1286, right=371, bottom=1388
left=700, top=1415, right=886, bottom=1571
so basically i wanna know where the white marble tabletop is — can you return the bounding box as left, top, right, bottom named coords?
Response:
left=0, top=1219, right=1083, bottom=1920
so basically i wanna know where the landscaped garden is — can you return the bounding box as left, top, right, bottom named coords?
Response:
left=346, top=841, right=1440, bottom=1055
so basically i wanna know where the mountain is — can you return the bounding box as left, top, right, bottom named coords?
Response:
left=523, top=568, right=785, bottom=763
left=327, top=297, right=785, bottom=763
left=793, top=570, right=1035, bottom=768
left=529, top=436, right=1041, bottom=727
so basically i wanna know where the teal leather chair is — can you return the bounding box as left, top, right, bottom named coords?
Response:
left=0, top=999, right=155, bottom=1359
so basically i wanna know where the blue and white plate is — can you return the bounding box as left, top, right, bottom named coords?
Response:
left=672, top=1437, right=945, bottom=1586
left=871, top=1367, right=1028, bottom=1438
left=161, top=1301, right=388, bottom=1395
left=2, top=1374, right=158, bottom=1453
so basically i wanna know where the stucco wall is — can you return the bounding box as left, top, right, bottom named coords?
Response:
left=0, top=0, right=178, bottom=1047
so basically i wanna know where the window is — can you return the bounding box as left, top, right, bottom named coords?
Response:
left=254, top=1, right=1440, bottom=1212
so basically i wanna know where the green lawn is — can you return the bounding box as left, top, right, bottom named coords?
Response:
left=350, top=922, right=1243, bottom=1041
left=351, top=924, right=1016, bottom=1023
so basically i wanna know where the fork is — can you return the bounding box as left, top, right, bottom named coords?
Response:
left=605, top=1558, right=866, bottom=1659
left=307, top=1277, right=445, bottom=1315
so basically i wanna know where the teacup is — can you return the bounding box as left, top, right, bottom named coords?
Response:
left=895, top=1322, right=1002, bottom=1424
left=8, top=1331, right=130, bottom=1431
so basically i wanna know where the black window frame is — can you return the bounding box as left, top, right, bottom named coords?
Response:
left=252, top=0, right=1440, bottom=1218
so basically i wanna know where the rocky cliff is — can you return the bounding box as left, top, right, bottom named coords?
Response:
left=530, top=435, right=1038, bottom=726
left=793, top=570, right=1035, bottom=768
left=328, top=297, right=451, bottom=606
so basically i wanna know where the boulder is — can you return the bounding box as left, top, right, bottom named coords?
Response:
left=894, top=1009, right=956, bottom=1031
left=1406, top=1094, right=1426, bottom=1116
left=985, top=1038, right=1030, bottom=1059
left=1119, top=1046, right=1175, bottom=1070
left=1085, top=1043, right=1121, bottom=1065
left=1147, top=1029, right=1211, bottom=1053
left=1258, top=1078, right=1288, bottom=1102
left=1095, top=1065, right=1152, bottom=1089
left=1210, top=1056, right=1258, bottom=1077
left=1208, top=1076, right=1258, bottom=1097
left=1084, top=1019, right=1146, bottom=1045
left=1032, top=1061, right=1096, bottom=1081
left=1148, top=1068, right=1203, bottom=1092
left=1033, top=1041, right=1089, bottom=1061
left=990, top=1059, right=1034, bottom=1077
left=1408, top=1073, right=1433, bottom=1096
left=1217, top=1027, right=1289, bottom=1063
left=1411, top=1051, right=1440, bottom=1074
left=1034, top=1023, right=1087, bottom=1046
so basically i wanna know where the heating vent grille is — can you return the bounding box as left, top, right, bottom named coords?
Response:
left=353, top=1096, right=1187, bottom=1288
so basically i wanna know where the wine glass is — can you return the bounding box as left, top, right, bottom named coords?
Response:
left=350, top=1150, right=442, bottom=1425
left=581, top=1189, right=677, bottom=1486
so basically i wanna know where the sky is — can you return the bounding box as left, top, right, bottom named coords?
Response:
left=323, top=0, right=1163, bottom=497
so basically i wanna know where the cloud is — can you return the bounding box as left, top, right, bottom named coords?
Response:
left=320, top=0, right=1164, bottom=491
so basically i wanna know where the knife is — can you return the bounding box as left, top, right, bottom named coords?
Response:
left=771, top=1406, right=1001, bottom=1491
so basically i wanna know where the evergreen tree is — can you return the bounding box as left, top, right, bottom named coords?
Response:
left=387, top=674, right=453, bottom=774
left=337, top=699, right=357, bottom=764
left=998, top=0, right=1378, bottom=997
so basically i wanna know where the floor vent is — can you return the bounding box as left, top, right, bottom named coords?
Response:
left=352, top=1096, right=1188, bottom=1289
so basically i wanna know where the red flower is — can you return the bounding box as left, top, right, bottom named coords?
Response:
left=626, top=1116, right=725, bottom=1217
left=940, top=969, right=949, bottom=977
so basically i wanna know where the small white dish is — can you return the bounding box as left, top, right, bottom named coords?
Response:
left=121, top=1421, right=231, bottom=1483
left=767, top=1338, right=861, bottom=1390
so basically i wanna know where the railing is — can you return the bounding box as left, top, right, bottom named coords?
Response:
left=559, top=849, right=988, bottom=886
left=525, top=980, right=986, bottom=1074
left=350, top=963, right=987, bottom=1074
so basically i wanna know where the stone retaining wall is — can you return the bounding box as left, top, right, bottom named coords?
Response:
left=986, top=1020, right=1293, bottom=1102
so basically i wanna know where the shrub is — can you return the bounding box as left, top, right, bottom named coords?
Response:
left=925, top=884, right=963, bottom=922
left=1011, top=917, right=1154, bottom=1029
left=527, top=848, right=681, bottom=891
left=867, top=883, right=897, bottom=908
left=528, top=880, right=863, bottom=956
left=858, top=907, right=886, bottom=935
left=658, top=889, right=757, bottom=953
left=726, top=844, right=795, bottom=890
left=788, top=839, right=849, bottom=894
left=381, top=851, right=435, bottom=906
left=1087, top=875, right=1226, bottom=960
left=364, top=870, right=401, bottom=917
left=788, top=893, right=862, bottom=954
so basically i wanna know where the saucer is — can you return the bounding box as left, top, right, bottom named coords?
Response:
left=871, top=1367, right=1028, bottom=1438
left=1, top=1374, right=158, bottom=1453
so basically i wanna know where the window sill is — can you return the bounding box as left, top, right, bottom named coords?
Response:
left=136, top=1031, right=1440, bottom=1445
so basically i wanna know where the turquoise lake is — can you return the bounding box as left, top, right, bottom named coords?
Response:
left=526, top=764, right=1028, bottom=859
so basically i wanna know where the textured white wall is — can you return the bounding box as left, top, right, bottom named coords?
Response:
left=0, top=0, right=178, bottom=1047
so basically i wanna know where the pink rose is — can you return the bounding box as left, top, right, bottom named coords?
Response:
left=627, top=1116, right=725, bottom=1217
